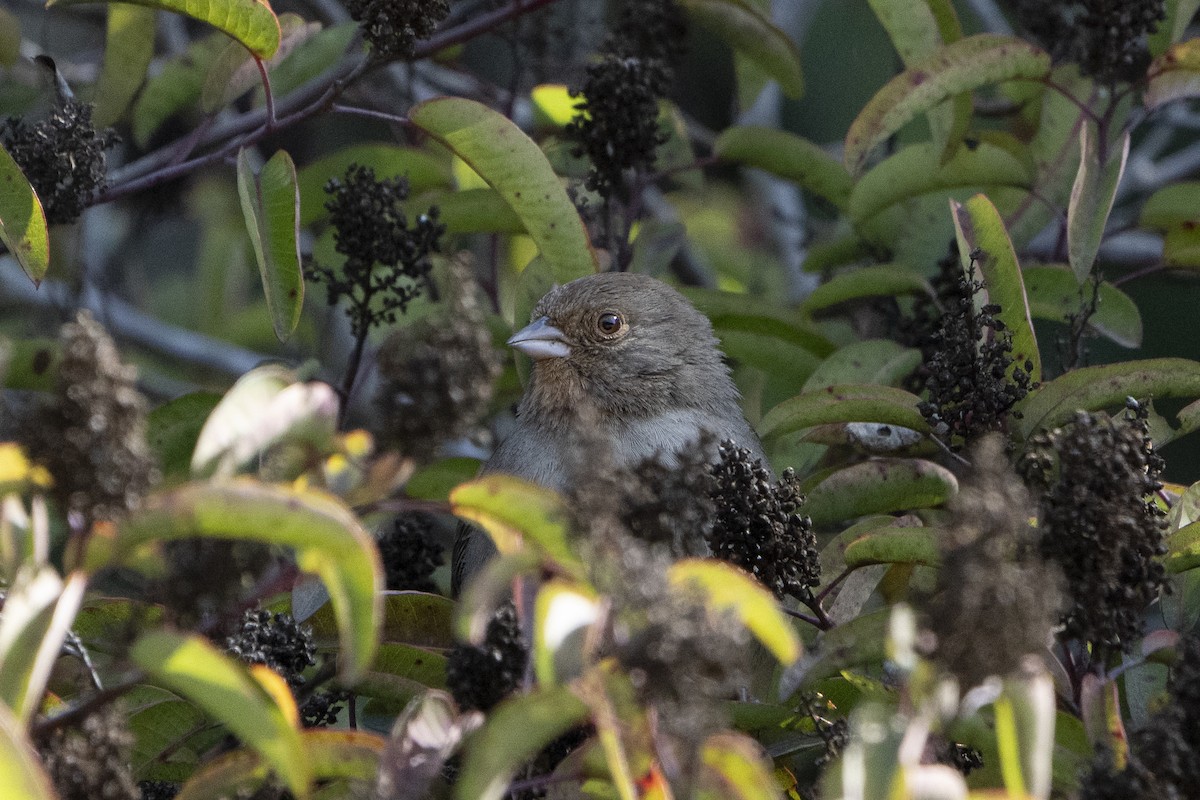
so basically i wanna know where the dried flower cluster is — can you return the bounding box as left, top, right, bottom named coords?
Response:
left=377, top=511, right=444, bottom=592
left=36, top=705, right=138, bottom=800
left=1008, top=0, right=1165, bottom=83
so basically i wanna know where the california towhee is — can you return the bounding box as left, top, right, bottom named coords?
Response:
left=451, top=271, right=766, bottom=593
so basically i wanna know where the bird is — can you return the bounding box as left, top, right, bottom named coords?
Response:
left=451, top=271, right=767, bottom=594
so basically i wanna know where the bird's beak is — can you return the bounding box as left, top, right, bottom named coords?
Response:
left=508, top=316, right=570, bottom=360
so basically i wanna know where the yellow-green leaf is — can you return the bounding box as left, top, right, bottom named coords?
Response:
left=132, top=630, right=309, bottom=798
left=1139, top=180, right=1200, bottom=229
left=201, top=15, right=318, bottom=113
left=0, top=143, right=49, bottom=286
left=101, top=481, right=382, bottom=682
left=131, top=32, right=228, bottom=148
left=669, top=559, right=802, bottom=665
left=93, top=5, right=157, bottom=128
left=697, top=731, right=780, bottom=799
left=237, top=149, right=304, bottom=342
left=1067, top=123, right=1129, bottom=283
left=804, top=458, right=958, bottom=526
left=409, top=98, right=598, bottom=282
left=48, top=0, right=282, bottom=59
left=843, top=527, right=940, bottom=568
left=760, top=384, right=929, bottom=440
left=844, top=34, right=1051, bottom=176
left=449, top=475, right=579, bottom=574
left=1166, top=520, right=1200, bottom=573
left=951, top=193, right=1042, bottom=383
left=1023, top=265, right=1142, bottom=348
left=803, top=265, right=933, bottom=314
left=677, top=0, right=803, bottom=98
left=0, top=703, right=56, bottom=800
left=1146, top=37, right=1200, bottom=108
left=714, top=126, right=851, bottom=210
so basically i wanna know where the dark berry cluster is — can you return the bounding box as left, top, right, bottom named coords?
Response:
left=137, top=781, right=178, bottom=800
left=36, top=705, right=138, bottom=800
left=1024, top=400, right=1167, bottom=653
left=915, top=252, right=1034, bottom=447
left=342, top=0, right=449, bottom=60
left=708, top=443, right=820, bottom=601
left=375, top=257, right=501, bottom=461
left=377, top=511, right=444, bottom=592
left=927, top=435, right=1063, bottom=688
left=226, top=609, right=347, bottom=727
left=1079, top=629, right=1200, bottom=800
left=603, top=0, right=688, bottom=93
left=616, top=435, right=716, bottom=558
left=1007, top=0, right=1165, bottom=84
left=306, top=164, right=444, bottom=340
left=446, top=604, right=527, bottom=712
left=1, top=99, right=116, bottom=224
left=934, top=739, right=985, bottom=776
left=21, top=312, right=157, bottom=529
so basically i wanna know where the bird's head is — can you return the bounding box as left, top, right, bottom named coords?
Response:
left=509, top=272, right=734, bottom=419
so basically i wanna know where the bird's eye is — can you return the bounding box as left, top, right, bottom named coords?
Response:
left=597, top=312, right=623, bottom=335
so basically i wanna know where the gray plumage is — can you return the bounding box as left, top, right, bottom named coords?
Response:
left=451, top=272, right=765, bottom=594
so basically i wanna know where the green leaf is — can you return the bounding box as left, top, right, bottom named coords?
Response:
left=311, top=592, right=455, bottom=651
left=1145, top=37, right=1200, bottom=108
left=93, top=5, right=156, bottom=128
left=1014, top=358, right=1200, bottom=438
left=533, top=580, right=600, bottom=684
left=1067, top=123, right=1129, bottom=283
left=714, top=126, right=851, bottom=209
left=844, top=34, right=1051, bottom=176
left=677, top=0, right=804, bottom=98
left=804, top=458, right=958, bottom=526
left=105, top=481, right=382, bottom=682
left=1139, top=181, right=1200, bottom=229
left=530, top=83, right=577, bottom=127
left=0, top=8, right=20, bottom=67
left=434, top=187, right=525, bottom=234
left=131, top=33, right=228, bottom=148
left=190, top=365, right=338, bottom=478
left=131, top=631, right=309, bottom=798
left=259, top=22, right=358, bottom=102
left=49, top=0, right=282, bottom=59
left=848, top=140, right=1032, bottom=225
left=297, top=144, right=453, bottom=226
left=0, top=567, right=87, bottom=723
left=802, top=265, right=933, bottom=314
left=781, top=607, right=892, bottom=692
left=455, top=686, right=590, bottom=800
left=1163, top=223, right=1200, bottom=268
left=669, top=559, right=802, bottom=665
left=697, top=731, right=780, bottom=799
left=1023, top=265, right=1142, bottom=348
left=1166, top=521, right=1200, bottom=573
left=0, top=703, right=56, bottom=800
left=405, top=457, right=482, bottom=502
left=951, top=193, right=1042, bottom=383
left=354, top=643, right=447, bottom=703
left=802, top=340, right=922, bottom=390
left=760, top=384, right=929, bottom=441
left=409, top=98, right=599, bottom=282
left=449, top=475, right=580, bottom=576
left=201, top=15, right=318, bottom=113
left=1149, top=0, right=1200, bottom=57
left=147, top=391, right=223, bottom=479
left=237, top=149, right=304, bottom=342
left=680, top=287, right=836, bottom=358
left=0, top=142, right=50, bottom=286
left=843, top=527, right=939, bottom=568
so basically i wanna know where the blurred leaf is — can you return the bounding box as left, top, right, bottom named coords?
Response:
left=530, top=83, right=576, bottom=127
left=1067, top=123, right=1129, bottom=283
left=102, top=481, right=382, bottom=682
left=802, top=265, right=933, bottom=314
left=781, top=608, right=892, bottom=696
left=656, top=102, right=703, bottom=189
left=804, top=458, right=958, bottom=526
left=802, top=340, right=922, bottom=390
left=126, top=687, right=207, bottom=780
left=311, top=591, right=455, bottom=651
left=714, top=126, right=851, bottom=209
left=0, top=702, right=56, bottom=800
left=1163, top=223, right=1200, bottom=267
left=449, top=475, right=580, bottom=576
left=697, top=731, right=779, bottom=799
left=260, top=22, right=358, bottom=101
left=1145, top=37, right=1200, bottom=108
left=455, top=686, right=590, bottom=800
left=628, top=219, right=687, bottom=276
left=844, top=34, right=1051, bottom=176
left=456, top=549, right=543, bottom=644
left=1014, top=358, right=1200, bottom=438
left=848, top=140, right=1031, bottom=225
left=1023, top=265, right=1142, bottom=348
left=131, top=33, right=228, bottom=147
left=677, top=0, right=804, bottom=98
left=191, top=365, right=338, bottom=477
left=760, top=384, right=929, bottom=441
left=0, top=567, right=87, bottom=723
left=297, top=144, right=453, bottom=226
left=951, top=193, right=1042, bottom=383
left=842, top=527, right=939, bottom=568
left=93, top=4, right=156, bottom=128
left=1166, top=521, right=1200, bottom=573
left=147, top=392, right=223, bottom=480
left=354, top=643, right=447, bottom=703
left=49, top=0, right=282, bottom=58
left=0, top=8, right=19, bottom=67
left=1140, top=180, right=1200, bottom=228
left=236, top=149, right=304, bottom=342
left=1150, top=0, right=1200, bottom=56
left=202, top=15, right=318, bottom=113
left=0, top=142, right=50, bottom=286
left=434, top=187, right=525, bottom=234
left=377, top=691, right=479, bottom=800
left=405, top=457, right=482, bottom=501
left=0, top=443, right=52, bottom=494
left=681, top=287, right=836, bottom=357
left=669, top=559, right=802, bottom=665
left=534, top=580, right=600, bottom=685
left=133, top=632, right=308, bottom=796
left=1001, top=667, right=1057, bottom=800
left=410, top=97, right=599, bottom=282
